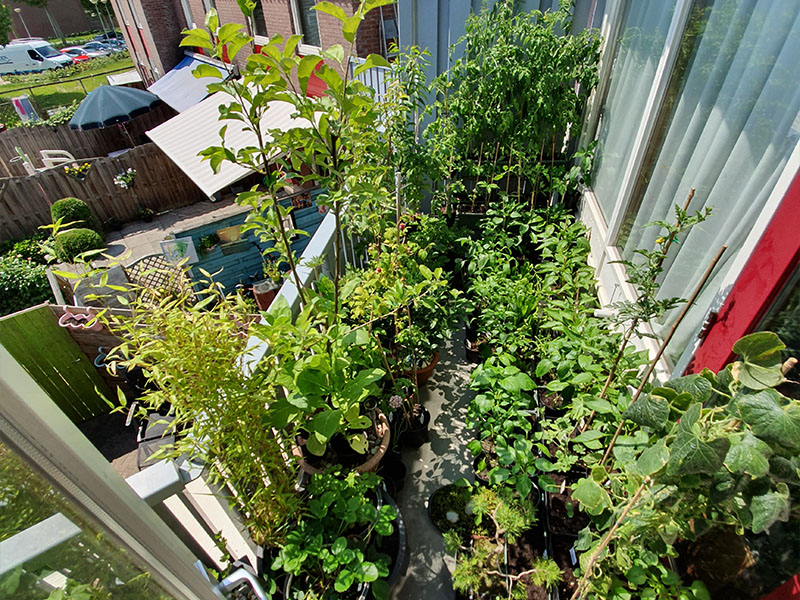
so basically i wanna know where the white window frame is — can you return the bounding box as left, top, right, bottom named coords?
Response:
left=580, top=0, right=800, bottom=378
left=290, top=0, right=322, bottom=55
left=0, top=345, right=221, bottom=600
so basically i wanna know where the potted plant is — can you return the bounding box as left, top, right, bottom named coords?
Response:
left=273, top=470, right=397, bottom=600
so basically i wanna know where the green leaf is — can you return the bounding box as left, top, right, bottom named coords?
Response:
left=635, top=439, right=669, bottom=476
left=571, top=372, right=593, bottom=386
left=297, top=54, right=321, bottom=95
left=585, top=398, right=615, bottom=414
left=724, top=431, right=771, bottom=477
left=572, top=430, right=604, bottom=445
left=334, top=569, right=355, bottom=593
left=354, top=53, right=391, bottom=76
left=306, top=434, right=326, bottom=456
left=578, top=355, right=593, bottom=370
left=314, top=1, right=348, bottom=21
left=733, top=332, right=785, bottom=390
left=738, top=389, right=800, bottom=450
left=499, top=372, right=535, bottom=393
left=572, top=477, right=612, bottom=516
left=342, top=15, right=361, bottom=43
left=667, top=432, right=728, bottom=476
left=356, top=561, right=379, bottom=581
left=204, top=9, right=219, bottom=32
left=626, top=564, right=647, bottom=586
left=664, top=374, right=712, bottom=404
left=322, top=44, right=345, bottom=64
left=535, top=359, right=554, bottom=378
left=311, top=409, right=342, bottom=441
left=750, top=483, right=790, bottom=534
left=371, top=579, right=390, bottom=600
left=348, top=433, right=368, bottom=454
left=180, top=29, right=213, bottom=50
left=624, top=393, right=669, bottom=430
left=331, top=536, right=347, bottom=555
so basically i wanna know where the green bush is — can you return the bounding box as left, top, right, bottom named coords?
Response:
left=0, top=233, right=49, bottom=264
left=0, top=255, right=51, bottom=316
left=51, top=197, right=99, bottom=232
left=54, top=228, right=105, bottom=263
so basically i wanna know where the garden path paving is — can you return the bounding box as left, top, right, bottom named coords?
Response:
left=391, top=333, right=475, bottom=600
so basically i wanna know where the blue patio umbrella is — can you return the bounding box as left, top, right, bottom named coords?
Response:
left=68, top=85, right=162, bottom=131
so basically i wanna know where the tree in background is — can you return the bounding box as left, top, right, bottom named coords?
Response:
left=0, top=4, right=12, bottom=46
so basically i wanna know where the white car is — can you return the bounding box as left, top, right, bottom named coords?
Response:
left=0, top=40, right=72, bottom=74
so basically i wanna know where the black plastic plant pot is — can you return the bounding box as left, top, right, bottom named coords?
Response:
left=378, top=453, right=407, bottom=497
left=400, top=406, right=431, bottom=449
left=380, top=489, right=409, bottom=589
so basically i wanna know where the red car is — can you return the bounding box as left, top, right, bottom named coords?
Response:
left=60, top=47, right=90, bottom=63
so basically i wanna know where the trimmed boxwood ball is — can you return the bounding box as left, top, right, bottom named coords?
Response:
left=51, top=197, right=100, bottom=232
left=54, top=228, right=105, bottom=263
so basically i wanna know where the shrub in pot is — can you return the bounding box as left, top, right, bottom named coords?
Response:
left=273, top=470, right=396, bottom=600
left=54, top=228, right=105, bottom=263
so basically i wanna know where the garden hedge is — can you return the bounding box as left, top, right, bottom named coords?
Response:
left=0, top=255, right=51, bottom=316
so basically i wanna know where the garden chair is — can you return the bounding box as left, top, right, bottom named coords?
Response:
left=39, top=149, right=78, bottom=169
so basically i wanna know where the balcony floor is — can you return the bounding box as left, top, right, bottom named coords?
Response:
left=391, top=331, right=475, bottom=600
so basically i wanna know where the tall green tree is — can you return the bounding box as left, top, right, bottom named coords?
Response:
left=0, top=4, right=12, bottom=45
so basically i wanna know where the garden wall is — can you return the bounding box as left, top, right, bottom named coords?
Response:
left=0, top=103, right=176, bottom=178
left=0, top=141, right=206, bottom=242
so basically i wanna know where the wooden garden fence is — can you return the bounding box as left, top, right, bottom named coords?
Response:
left=0, top=103, right=176, bottom=178
left=0, top=304, right=114, bottom=424
left=0, top=141, right=206, bottom=242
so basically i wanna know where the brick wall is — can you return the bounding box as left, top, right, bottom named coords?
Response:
left=109, top=0, right=187, bottom=84
left=7, top=0, right=97, bottom=40
left=110, top=0, right=387, bottom=87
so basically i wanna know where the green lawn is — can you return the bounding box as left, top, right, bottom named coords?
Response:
left=0, top=54, right=135, bottom=125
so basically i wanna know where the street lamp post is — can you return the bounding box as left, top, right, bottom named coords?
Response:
left=90, top=0, right=108, bottom=40
left=101, top=0, right=116, bottom=36
left=14, top=8, right=31, bottom=38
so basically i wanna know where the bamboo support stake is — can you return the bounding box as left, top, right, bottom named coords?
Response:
left=470, top=140, right=485, bottom=212
left=600, top=244, right=728, bottom=467
left=581, top=188, right=697, bottom=433
left=569, top=478, right=651, bottom=600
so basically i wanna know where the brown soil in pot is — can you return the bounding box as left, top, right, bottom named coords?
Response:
left=507, top=528, right=549, bottom=600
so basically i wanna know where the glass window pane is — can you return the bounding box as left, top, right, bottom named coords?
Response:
left=298, top=0, right=321, bottom=47
left=253, top=1, right=268, bottom=37
left=0, top=442, right=176, bottom=600
left=618, top=0, right=800, bottom=361
left=591, top=1, right=677, bottom=222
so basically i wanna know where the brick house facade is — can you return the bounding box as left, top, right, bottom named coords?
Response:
left=109, top=0, right=397, bottom=85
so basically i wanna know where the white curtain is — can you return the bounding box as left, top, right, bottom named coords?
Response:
left=592, top=1, right=676, bottom=222
left=619, top=0, right=800, bottom=363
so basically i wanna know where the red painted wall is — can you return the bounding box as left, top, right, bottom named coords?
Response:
left=686, top=169, right=800, bottom=374
left=761, top=575, right=800, bottom=600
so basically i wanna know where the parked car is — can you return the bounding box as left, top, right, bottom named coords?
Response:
left=81, top=41, right=113, bottom=57
left=60, top=47, right=90, bottom=62
left=93, top=31, right=123, bottom=42
left=0, top=40, right=73, bottom=74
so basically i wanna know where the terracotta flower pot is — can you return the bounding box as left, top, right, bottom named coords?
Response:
left=293, top=411, right=391, bottom=475
left=401, top=352, right=440, bottom=387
